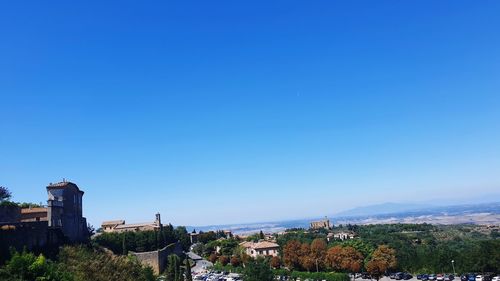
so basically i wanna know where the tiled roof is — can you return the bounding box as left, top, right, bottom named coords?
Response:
left=239, top=241, right=253, bottom=248
left=21, top=208, right=48, bottom=214
left=115, top=222, right=159, bottom=229
left=239, top=241, right=279, bottom=250
left=48, top=181, right=73, bottom=187
left=102, top=220, right=125, bottom=226
left=253, top=241, right=279, bottom=249
left=47, top=181, right=84, bottom=193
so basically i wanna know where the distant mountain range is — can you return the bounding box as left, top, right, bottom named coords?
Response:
left=188, top=201, right=500, bottom=235
left=333, top=201, right=500, bottom=219
left=333, top=202, right=433, bottom=217
left=333, top=201, right=500, bottom=226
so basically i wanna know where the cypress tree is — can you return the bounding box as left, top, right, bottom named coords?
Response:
left=122, top=234, right=127, bottom=255
left=185, top=258, right=193, bottom=281
left=166, top=255, right=178, bottom=281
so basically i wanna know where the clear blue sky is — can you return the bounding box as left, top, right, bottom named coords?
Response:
left=1, top=1, right=499, bottom=227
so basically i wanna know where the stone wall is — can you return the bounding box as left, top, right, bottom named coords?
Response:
left=0, top=221, right=65, bottom=263
left=130, top=242, right=183, bottom=274
left=0, top=205, right=21, bottom=223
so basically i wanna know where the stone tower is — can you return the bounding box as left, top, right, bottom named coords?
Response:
left=47, top=180, right=88, bottom=242
left=155, top=213, right=161, bottom=226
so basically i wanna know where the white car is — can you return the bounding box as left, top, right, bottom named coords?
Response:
left=476, top=276, right=483, bottom=281
left=491, top=277, right=499, bottom=281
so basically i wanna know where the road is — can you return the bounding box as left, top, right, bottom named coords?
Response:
left=187, top=251, right=213, bottom=274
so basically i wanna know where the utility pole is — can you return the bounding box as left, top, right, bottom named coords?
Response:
left=451, top=260, right=456, bottom=276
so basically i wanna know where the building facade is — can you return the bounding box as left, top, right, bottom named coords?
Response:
left=20, top=207, right=48, bottom=222
left=101, top=213, right=162, bottom=233
left=0, top=180, right=89, bottom=255
left=239, top=241, right=280, bottom=258
left=328, top=231, right=356, bottom=241
left=47, top=181, right=88, bottom=242
left=310, top=217, right=332, bottom=230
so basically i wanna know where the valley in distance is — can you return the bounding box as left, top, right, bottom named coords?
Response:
left=190, top=201, right=500, bottom=235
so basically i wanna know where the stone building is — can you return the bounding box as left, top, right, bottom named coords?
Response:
left=310, top=217, right=332, bottom=230
left=0, top=180, right=89, bottom=256
left=239, top=241, right=280, bottom=258
left=20, top=207, right=48, bottom=222
left=327, top=231, right=356, bottom=241
left=46, top=181, right=88, bottom=242
left=190, top=231, right=199, bottom=244
left=101, top=213, right=162, bottom=233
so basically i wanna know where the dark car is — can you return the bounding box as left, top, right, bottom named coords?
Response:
left=469, top=275, right=477, bottom=281
left=484, top=273, right=496, bottom=281
left=422, top=274, right=430, bottom=280
left=445, top=274, right=455, bottom=281
left=396, top=273, right=413, bottom=280
left=361, top=272, right=371, bottom=279
left=462, top=275, right=469, bottom=281
left=391, top=273, right=397, bottom=279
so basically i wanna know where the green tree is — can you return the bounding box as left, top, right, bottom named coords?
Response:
left=174, top=226, right=191, bottom=251
left=243, top=257, right=274, bottom=281
left=122, top=235, right=127, bottom=255
left=166, top=254, right=180, bottom=281
left=0, top=186, right=11, bottom=202
left=185, top=258, right=192, bottom=281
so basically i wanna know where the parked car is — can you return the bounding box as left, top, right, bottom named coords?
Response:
left=437, top=274, right=446, bottom=281
left=445, top=274, right=455, bottom=281
left=421, top=274, right=430, bottom=280
left=429, top=274, right=437, bottom=281
left=491, top=276, right=499, bottom=281
left=390, top=273, right=397, bottom=279
left=477, top=275, right=484, bottom=281
left=469, top=275, right=477, bottom=281
left=484, top=273, right=496, bottom=281
left=395, top=272, right=413, bottom=280
left=361, top=272, right=371, bottom=279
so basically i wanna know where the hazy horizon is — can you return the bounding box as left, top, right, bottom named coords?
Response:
left=1, top=1, right=500, bottom=227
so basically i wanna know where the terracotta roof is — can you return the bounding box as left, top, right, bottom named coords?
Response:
left=21, top=208, right=48, bottom=214
left=102, top=220, right=125, bottom=226
left=115, top=222, right=159, bottom=229
left=239, top=241, right=279, bottom=250
left=239, top=241, right=254, bottom=248
left=47, top=181, right=84, bottom=194
left=253, top=241, right=279, bottom=249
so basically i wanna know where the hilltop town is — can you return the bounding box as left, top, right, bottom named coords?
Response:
left=1, top=181, right=499, bottom=281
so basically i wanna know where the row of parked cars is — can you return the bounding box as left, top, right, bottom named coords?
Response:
left=459, top=274, right=499, bottom=281
left=193, top=271, right=242, bottom=281
left=415, top=274, right=454, bottom=281
left=391, top=273, right=414, bottom=280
